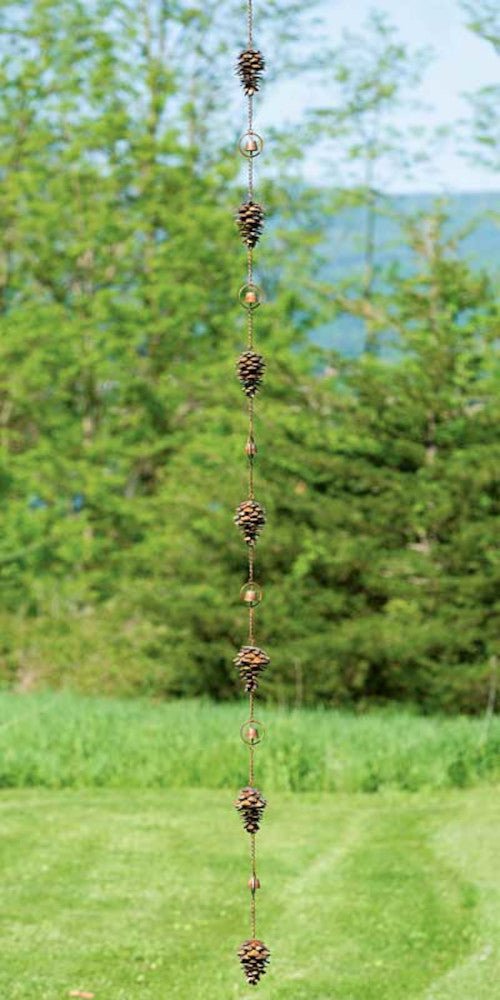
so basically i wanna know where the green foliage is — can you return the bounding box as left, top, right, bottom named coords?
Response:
left=0, top=4, right=498, bottom=712
left=459, top=1, right=500, bottom=172
left=462, top=85, right=500, bottom=172
left=305, top=8, right=434, bottom=333
left=461, top=0, right=500, bottom=50
left=0, top=692, right=499, bottom=792
left=307, top=9, right=432, bottom=184
left=1, top=784, right=499, bottom=998
left=332, top=213, right=499, bottom=710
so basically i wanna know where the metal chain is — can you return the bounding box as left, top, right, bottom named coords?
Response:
left=234, top=2, right=271, bottom=976
left=247, top=0, right=253, bottom=49
left=248, top=103, right=254, bottom=196
left=250, top=833, right=257, bottom=938
left=243, top=0, right=262, bottom=950
left=246, top=0, right=257, bottom=942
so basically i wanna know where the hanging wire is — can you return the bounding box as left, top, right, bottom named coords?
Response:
left=235, top=0, right=271, bottom=985
left=246, top=3, right=257, bottom=942
left=250, top=833, right=257, bottom=938
left=247, top=0, right=254, bottom=49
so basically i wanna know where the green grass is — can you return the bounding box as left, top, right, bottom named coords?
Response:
left=0, top=787, right=499, bottom=999
left=1, top=694, right=499, bottom=996
left=0, top=691, right=499, bottom=793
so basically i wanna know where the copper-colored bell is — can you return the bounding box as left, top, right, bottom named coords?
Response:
left=248, top=876, right=261, bottom=891
left=240, top=581, right=263, bottom=607
left=245, top=437, right=257, bottom=457
left=246, top=137, right=258, bottom=153
left=238, top=282, right=262, bottom=310
left=240, top=718, right=266, bottom=746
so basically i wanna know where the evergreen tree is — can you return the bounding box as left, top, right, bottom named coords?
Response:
left=460, top=0, right=500, bottom=172
left=328, top=212, right=499, bottom=710
left=0, top=3, right=497, bottom=713
left=306, top=9, right=432, bottom=353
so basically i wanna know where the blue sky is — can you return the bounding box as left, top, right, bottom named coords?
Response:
left=259, top=0, right=499, bottom=193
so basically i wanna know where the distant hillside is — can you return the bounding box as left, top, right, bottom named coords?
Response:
left=313, top=191, right=500, bottom=356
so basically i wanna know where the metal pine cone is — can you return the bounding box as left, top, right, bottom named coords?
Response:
left=237, top=201, right=264, bottom=248
left=235, top=786, right=267, bottom=834
left=237, top=351, right=265, bottom=397
left=234, top=645, right=270, bottom=692
left=236, top=48, right=266, bottom=96
left=237, top=938, right=271, bottom=985
left=234, top=499, right=266, bottom=544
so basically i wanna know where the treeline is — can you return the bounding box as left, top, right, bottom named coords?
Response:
left=0, top=1, right=498, bottom=712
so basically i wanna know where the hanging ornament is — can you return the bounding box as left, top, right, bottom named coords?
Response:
left=237, top=200, right=265, bottom=247
left=235, top=786, right=267, bottom=833
left=240, top=580, right=263, bottom=606
left=245, top=436, right=258, bottom=457
left=234, top=499, right=266, bottom=544
left=236, top=49, right=266, bottom=95
left=234, top=646, right=270, bottom=692
left=239, top=283, right=263, bottom=310
left=237, top=351, right=266, bottom=397
left=240, top=720, right=266, bottom=746
left=232, top=0, right=271, bottom=985
left=238, top=130, right=264, bottom=158
left=237, top=938, right=271, bottom=986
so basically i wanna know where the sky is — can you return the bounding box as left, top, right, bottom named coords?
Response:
left=259, top=0, right=499, bottom=194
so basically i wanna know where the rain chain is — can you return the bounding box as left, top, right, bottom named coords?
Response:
left=233, top=0, right=271, bottom=987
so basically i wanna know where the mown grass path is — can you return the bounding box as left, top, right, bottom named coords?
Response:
left=0, top=788, right=498, bottom=999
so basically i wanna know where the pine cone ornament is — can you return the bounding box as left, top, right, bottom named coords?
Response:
left=234, top=499, right=266, bottom=544
left=234, top=645, right=270, bottom=692
left=237, top=201, right=264, bottom=248
left=237, top=938, right=271, bottom=985
left=236, top=48, right=266, bottom=96
left=235, top=787, right=267, bottom=833
left=237, top=351, right=265, bottom=397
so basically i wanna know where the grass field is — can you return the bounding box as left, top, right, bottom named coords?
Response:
left=1, top=692, right=499, bottom=792
left=1, top=693, right=499, bottom=998
left=0, top=787, right=499, bottom=999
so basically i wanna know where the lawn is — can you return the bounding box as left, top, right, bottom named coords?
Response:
left=1, top=787, right=499, bottom=999
left=1, top=692, right=499, bottom=792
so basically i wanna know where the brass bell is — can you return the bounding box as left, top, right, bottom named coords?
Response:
left=248, top=876, right=261, bottom=891
left=240, top=581, right=263, bottom=607
left=245, top=437, right=257, bottom=457
left=238, top=132, right=263, bottom=160
left=239, top=283, right=262, bottom=310
left=240, top=718, right=266, bottom=746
